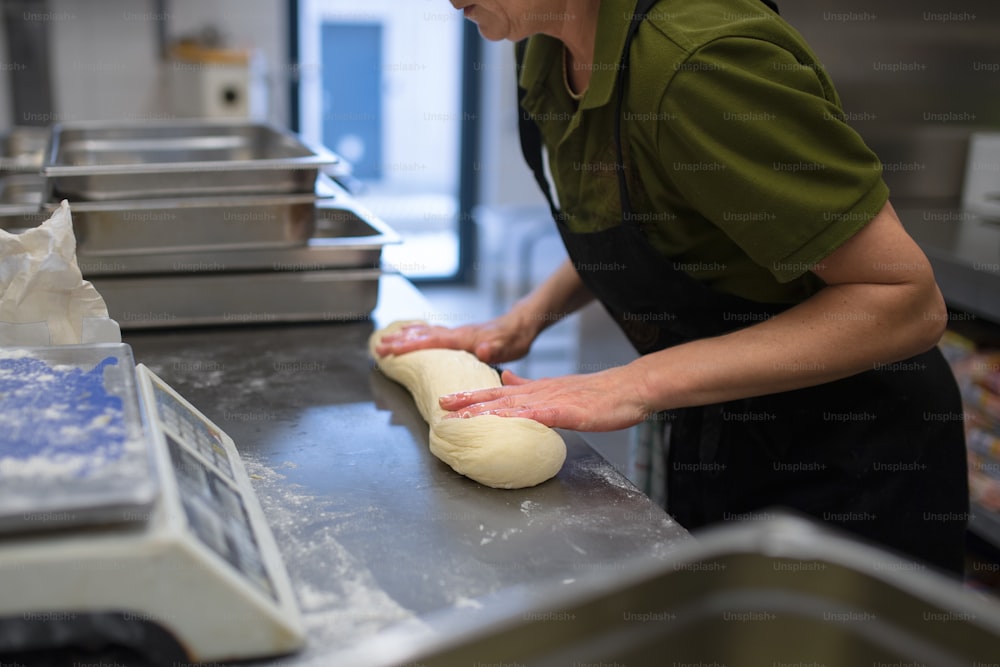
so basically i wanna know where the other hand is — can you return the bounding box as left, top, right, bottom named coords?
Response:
left=374, top=316, right=536, bottom=365
left=439, top=368, right=652, bottom=432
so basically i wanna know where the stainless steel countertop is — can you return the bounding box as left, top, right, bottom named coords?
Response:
left=119, top=275, right=690, bottom=666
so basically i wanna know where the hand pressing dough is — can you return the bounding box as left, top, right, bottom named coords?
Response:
left=369, top=320, right=566, bottom=488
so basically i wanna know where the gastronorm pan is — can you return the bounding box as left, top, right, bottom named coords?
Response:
left=42, top=191, right=324, bottom=257
left=0, top=173, right=45, bottom=218
left=90, top=268, right=383, bottom=329
left=72, top=199, right=400, bottom=277
left=0, top=173, right=48, bottom=232
left=42, top=120, right=346, bottom=201
left=0, top=126, right=48, bottom=176
left=338, top=514, right=1000, bottom=667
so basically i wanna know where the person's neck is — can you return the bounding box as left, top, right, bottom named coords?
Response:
left=540, top=0, right=600, bottom=94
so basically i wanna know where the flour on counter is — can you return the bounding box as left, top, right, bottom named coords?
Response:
left=573, top=455, right=642, bottom=496
left=240, top=456, right=433, bottom=658
left=520, top=500, right=541, bottom=518
left=452, top=596, right=483, bottom=610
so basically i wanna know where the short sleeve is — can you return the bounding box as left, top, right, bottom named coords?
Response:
left=659, top=36, right=889, bottom=282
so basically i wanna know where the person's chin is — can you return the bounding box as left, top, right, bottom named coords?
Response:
left=476, top=26, right=510, bottom=42
left=462, top=10, right=509, bottom=41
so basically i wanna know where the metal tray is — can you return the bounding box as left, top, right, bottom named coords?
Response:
left=0, top=173, right=45, bottom=209
left=0, top=126, right=48, bottom=176
left=42, top=120, right=346, bottom=201
left=345, top=515, right=1000, bottom=667
left=75, top=200, right=400, bottom=276
left=47, top=191, right=323, bottom=256
left=0, top=174, right=48, bottom=231
left=91, top=269, right=382, bottom=329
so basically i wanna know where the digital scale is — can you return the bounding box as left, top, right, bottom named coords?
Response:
left=0, top=343, right=305, bottom=663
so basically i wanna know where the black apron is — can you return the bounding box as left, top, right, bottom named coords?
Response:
left=515, top=0, right=969, bottom=575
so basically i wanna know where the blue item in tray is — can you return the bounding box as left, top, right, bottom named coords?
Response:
left=0, top=355, right=126, bottom=479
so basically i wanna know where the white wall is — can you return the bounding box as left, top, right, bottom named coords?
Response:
left=48, top=0, right=160, bottom=123
left=166, top=0, right=288, bottom=125
left=0, top=0, right=288, bottom=128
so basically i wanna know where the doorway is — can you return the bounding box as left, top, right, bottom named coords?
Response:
left=296, top=1, right=477, bottom=281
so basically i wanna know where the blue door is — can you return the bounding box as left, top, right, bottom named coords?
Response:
left=321, top=22, right=383, bottom=180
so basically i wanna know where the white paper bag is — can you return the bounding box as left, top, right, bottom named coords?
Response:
left=0, top=200, right=121, bottom=346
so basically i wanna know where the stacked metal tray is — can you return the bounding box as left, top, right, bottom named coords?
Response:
left=0, top=127, right=50, bottom=227
left=0, top=120, right=398, bottom=328
left=42, top=119, right=347, bottom=200
left=78, top=194, right=399, bottom=329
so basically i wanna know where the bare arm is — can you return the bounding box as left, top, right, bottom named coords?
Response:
left=441, top=201, right=948, bottom=430
left=627, top=200, right=945, bottom=411
left=507, top=257, right=595, bottom=337
left=375, top=257, right=594, bottom=363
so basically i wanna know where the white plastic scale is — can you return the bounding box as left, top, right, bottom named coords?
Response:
left=0, top=343, right=305, bottom=663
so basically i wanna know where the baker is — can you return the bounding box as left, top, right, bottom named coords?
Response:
left=376, top=0, right=969, bottom=576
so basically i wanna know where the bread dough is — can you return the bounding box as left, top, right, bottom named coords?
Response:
left=369, top=320, right=567, bottom=488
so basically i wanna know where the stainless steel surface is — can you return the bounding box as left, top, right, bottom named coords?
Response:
left=91, top=268, right=383, bottom=329
left=55, top=192, right=320, bottom=256
left=74, top=199, right=400, bottom=276
left=42, top=120, right=345, bottom=201
left=962, top=133, right=1000, bottom=222
left=83, top=275, right=683, bottom=666
left=341, top=516, right=1000, bottom=667
left=0, top=174, right=45, bottom=217
left=0, top=127, right=49, bottom=176
left=0, top=172, right=49, bottom=234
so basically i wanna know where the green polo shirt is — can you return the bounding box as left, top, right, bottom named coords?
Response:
left=518, top=0, right=889, bottom=304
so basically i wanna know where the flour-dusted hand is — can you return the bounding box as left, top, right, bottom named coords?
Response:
left=373, top=316, right=534, bottom=365
left=440, top=368, right=653, bottom=433
left=374, top=259, right=595, bottom=365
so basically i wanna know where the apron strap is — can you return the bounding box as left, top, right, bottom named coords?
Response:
left=514, top=39, right=561, bottom=222
left=614, top=0, right=663, bottom=219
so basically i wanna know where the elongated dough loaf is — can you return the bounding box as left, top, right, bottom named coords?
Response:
left=369, top=320, right=566, bottom=488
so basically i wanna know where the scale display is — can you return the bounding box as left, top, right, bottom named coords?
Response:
left=157, top=381, right=277, bottom=601
left=0, top=344, right=304, bottom=663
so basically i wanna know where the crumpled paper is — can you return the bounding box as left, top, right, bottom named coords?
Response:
left=0, top=200, right=121, bottom=346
